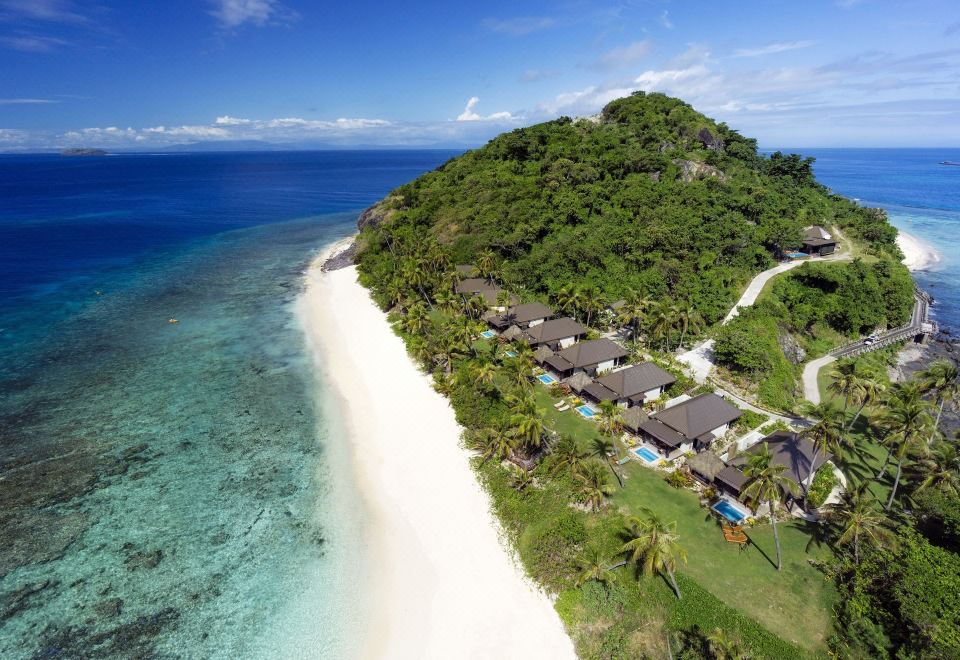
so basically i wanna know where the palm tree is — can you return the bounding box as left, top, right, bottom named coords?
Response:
left=741, top=443, right=799, bottom=571
left=574, top=545, right=617, bottom=587
left=575, top=460, right=614, bottom=511
left=434, top=289, right=459, bottom=313
left=591, top=435, right=624, bottom=488
left=827, top=363, right=865, bottom=416
left=462, top=295, right=487, bottom=320
left=648, top=303, right=678, bottom=352
left=476, top=249, right=497, bottom=283
left=495, top=290, right=513, bottom=310
left=880, top=382, right=934, bottom=510
left=847, top=374, right=885, bottom=431
left=472, top=361, right=497, bottom=389
left=555, top=284, right=579, bottom=319
left=403, top=303, right=429, bottom=335
left=799, top=403, right=847, bottom=505
left=550, top=435, right=587, bottom=477
left=597, top=401, right=624, bottom=441
left=920, top=358, right=959, bottom=444
left=911, top=441, right=960, bottom=497
left=579, top=284, right=605, bottom=327
left=511, top=467, right=535, bottom=492
left=706, top=628, right=751, bottom=660
left=508, top=396, right=547, bottom=452
left=824, top=489, right=894, bottom=565
left=618, top=290, right=653, bottom=342
left=401, top=256, right=433, bottom=307
left=620, top=508, right=687, bottom=599
left=676, top=303, right=705, bottom=350
left=472, top=427, right=515, bottom=464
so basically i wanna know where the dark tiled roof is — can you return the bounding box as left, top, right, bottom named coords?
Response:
left=802, top=237, right=836, bottom=247
left=730, top=432, right=831, bottom=486
left=553, top=339, right=628, bottom=369
left=582, top=382, right=618, bottom=402
left=594, top=363, right=676, bottom=399
left=652, top=393, right=742, bottom=441
left=523, top=317, right=588, bottom=345
left=456, top=277, right=499, bottom=294
left=532, top=345, right=554, bottom=363
left=493, top=302, right=554, bottom=327
left=716, top=465, right=748, bottom=492
left=802, top=225, right=831, bottom=240
left=639, top=419, right=687, bottom=448
left=456, top=264, right=476, bottom=276
left=543, top=355, right=573, bottom=373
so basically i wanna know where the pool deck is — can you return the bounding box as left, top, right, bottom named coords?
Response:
left=712, top=496, right=753, bottom=523
left=630, top=442, right=664, bottom=466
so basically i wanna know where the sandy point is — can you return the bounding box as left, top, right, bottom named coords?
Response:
left=297, top=240, right=576, bottom=660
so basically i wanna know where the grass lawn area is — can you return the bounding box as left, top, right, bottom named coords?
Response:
left=532, top=385, right=838, bottom=653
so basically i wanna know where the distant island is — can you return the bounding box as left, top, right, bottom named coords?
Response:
left=61, top=148, right=108, bottom=157
left=940, top=160, right=960, bottom=166
left=338, top=92, right=956, bottom=658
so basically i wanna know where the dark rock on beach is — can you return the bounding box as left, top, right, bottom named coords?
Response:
left=321, top=241, right=357, bottom=271
left=895, top=333, right=960, bottom=438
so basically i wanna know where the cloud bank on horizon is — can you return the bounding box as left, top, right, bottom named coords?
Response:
left=1, top=0, right=959, bottom=150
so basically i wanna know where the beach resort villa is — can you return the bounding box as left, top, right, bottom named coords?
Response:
left=714, top=431, right=832, bottom=507
left=580, top=362, right=677, bottom=408
left=455, top=277, right=517, bottom=309
left=488, top=302, right=555, bottom=332
left=522, top=317, right=588, bottom=350
left=636, top=393, right=742, bottom=460
left=541, top=338, right=628, bottom=380
left=800, top=225, right=837, bottom=256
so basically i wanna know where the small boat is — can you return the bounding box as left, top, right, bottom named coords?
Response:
left=168, top=319, right=178, bottom=324
left=940, top=161, right=960, bottom=166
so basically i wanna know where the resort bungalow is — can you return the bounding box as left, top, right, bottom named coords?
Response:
left=580, top=362, right=677, bottom=408
left=455, top=277, right=516, bottom=309
left=522, top=317, right=588, bottom=351
left=637, top=393, right=742, bottom=459
left=489, top=302, right=554, bottom=331
left=718, top=431, right=833, bottom=504
left=801, top=225, right=837, bottom=256
left=542, top=338, right=628, bottom=380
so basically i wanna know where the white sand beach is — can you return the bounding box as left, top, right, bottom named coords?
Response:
left=896, top=230, right=941, bottom=272
left=298, top=240, right=576, bottom=660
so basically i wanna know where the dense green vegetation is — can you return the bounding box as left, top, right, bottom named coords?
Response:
left=352, top=92, right=957, bottom=659
left=359, top=92, right=907, bottom=337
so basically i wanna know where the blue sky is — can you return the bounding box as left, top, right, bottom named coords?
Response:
left=1, top=0, right=959, bottom=150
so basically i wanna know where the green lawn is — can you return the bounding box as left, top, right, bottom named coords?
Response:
left=531, top=384, right=838, bottom=653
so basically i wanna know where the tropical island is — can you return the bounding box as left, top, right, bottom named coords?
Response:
left=60, top=148, right=109, bottom=157
left=318, top=92, right=958, bottom=658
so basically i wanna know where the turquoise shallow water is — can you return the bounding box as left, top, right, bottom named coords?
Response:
left=0, top=150, right=456, bottom=657
left=1, top=215, right=369, bottom=657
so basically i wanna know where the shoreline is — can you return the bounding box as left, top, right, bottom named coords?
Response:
left=298, top=239, right=576, bottom=659
left=896, top=229, right=942, bottom=272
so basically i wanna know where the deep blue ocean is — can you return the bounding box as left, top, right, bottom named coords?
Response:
left=800, top=148, right=960, bottom=332
left=0, top=147, right=956, bottom=657
left=0, top=150, right=457, bottom=658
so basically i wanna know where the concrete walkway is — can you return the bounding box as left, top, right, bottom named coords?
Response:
left=802, top=355, right=835, bottom=405
left=723, top=260, right=803, bottom=323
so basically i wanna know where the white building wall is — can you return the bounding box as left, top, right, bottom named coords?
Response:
left=710, top=423, right=729, bottom=437
left=559, top=336, right=577, bottom=349
left=596, top=359, right=615, bottom=374
left=528, top=318, right=544, bottom=327
left=642, top=386, right=663, bottom=400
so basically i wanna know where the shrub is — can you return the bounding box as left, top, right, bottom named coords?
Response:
left=666, top=470, right=694, bottom=489
left=807, top=465, right=838, bottom=509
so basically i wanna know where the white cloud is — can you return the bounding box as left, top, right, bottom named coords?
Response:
left=214, top=115, right=251, bottom=125
left=0, top=97, right=58, bottom=105
left=208, top=0, right=295, bottom=30
left=594, top=39, right=652, bottom=70
left=481, top=16, right=555, bottom=36
left=660, top=10, right=673, bottom=29
left=0, top=0, right=88, bottom=25
left=456, top=97, right=515, bottom=122
left=733, top=40, right=816, bottom=58
left=0, top=33, right=70, bottom=52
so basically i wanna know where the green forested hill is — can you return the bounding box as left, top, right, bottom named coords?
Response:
left=357, top=91, right=905, bottom=326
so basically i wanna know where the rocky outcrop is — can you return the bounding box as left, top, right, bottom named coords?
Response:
left=697, top=127, right=725, bottom=152
left=673, top=159, right=727, bottom=183
left=321, top=242, right=357, bottom=272
left=778, top=329, right=806, bottom=366
left=356, top=201, right=393, bottom=231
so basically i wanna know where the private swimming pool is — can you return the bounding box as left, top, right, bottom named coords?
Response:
left=480, top=329, right=496, bottom=338
left=786, top=252, right=808, bottom=259
left=576, top=404, right=596, bottom=418
left=632, top=446, right=660, bottom=463
left=712, top=499, right=748, bottom=524
left=504, top=350, right=518, bottom=358
left=536, top=374, right=557, bottom=385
